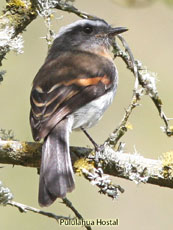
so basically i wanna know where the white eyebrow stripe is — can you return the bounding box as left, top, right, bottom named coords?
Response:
left=56, top=19, right=108, bottom=38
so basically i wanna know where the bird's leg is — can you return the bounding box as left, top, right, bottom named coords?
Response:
left=81, top=128, right=104, bottom=162
left=81, top=128, right=99, bottom=150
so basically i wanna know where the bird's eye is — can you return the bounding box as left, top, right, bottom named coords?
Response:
left=83, top=26, right=93, bottom=34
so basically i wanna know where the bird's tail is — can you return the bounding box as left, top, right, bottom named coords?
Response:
left=38, top=118, right=75, bottom=207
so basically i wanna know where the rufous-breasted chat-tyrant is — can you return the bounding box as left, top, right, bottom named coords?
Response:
left=30, top=18, right=127, bottom=206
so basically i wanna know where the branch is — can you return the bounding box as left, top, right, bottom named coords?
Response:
left=1, top=139, right=173, bottom=190
left=0, top=181, right=93, bottom=230
left=53, top=1, right=96, bottom=19
left=105, top=81, right=142, bottom=147
left=7, top=200, right=70, bottom=220
left=0, top=180, right=69, bottom=220
left=0, top=0, right=38, bottom=67
left=113, top=35, right=173, bottom=137
left=7, top=200, right=92, bottom=230
left=62, top=198, right=92, bottom=230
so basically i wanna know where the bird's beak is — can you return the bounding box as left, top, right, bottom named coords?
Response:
left=108, top=27, right=128, bottom=37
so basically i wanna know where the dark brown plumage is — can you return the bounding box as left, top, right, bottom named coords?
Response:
left=30, top=51, right=115, bottom=141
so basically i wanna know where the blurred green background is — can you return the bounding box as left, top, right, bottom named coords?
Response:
left=0, top=0, right=173, bottom=229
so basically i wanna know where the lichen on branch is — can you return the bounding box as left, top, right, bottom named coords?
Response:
left=0, top=0, right=37, bottom=68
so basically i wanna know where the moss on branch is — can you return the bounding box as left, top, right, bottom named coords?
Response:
left=1, top=140, right=173, bottom=190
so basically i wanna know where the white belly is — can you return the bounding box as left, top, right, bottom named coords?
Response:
left=70, top=88, right=116, bottom=130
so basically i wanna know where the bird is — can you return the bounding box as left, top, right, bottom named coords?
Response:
left=30, top=18, right=127, bottom=207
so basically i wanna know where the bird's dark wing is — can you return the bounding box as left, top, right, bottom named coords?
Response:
left=30, top=50, right=116, bottom=141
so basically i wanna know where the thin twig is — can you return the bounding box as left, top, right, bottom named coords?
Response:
left=105, top=36, right=142, bottom=147
left=82, top=167, right=124, bottom=198
left=117, top=34, right=139, bottom=91
left=113, top=36, right=173, bottom=137
left=105, top=91, right=141, bottom=147
left=62, top=198, right=92, bottom=230
left=0, top=181, right=72, bottom=223
left=54, top=2, right=96, bottom=19
left=6, top=200, right=70, bottom=221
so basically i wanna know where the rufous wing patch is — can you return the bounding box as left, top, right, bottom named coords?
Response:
left=63, top=75, right=110, bottom=87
